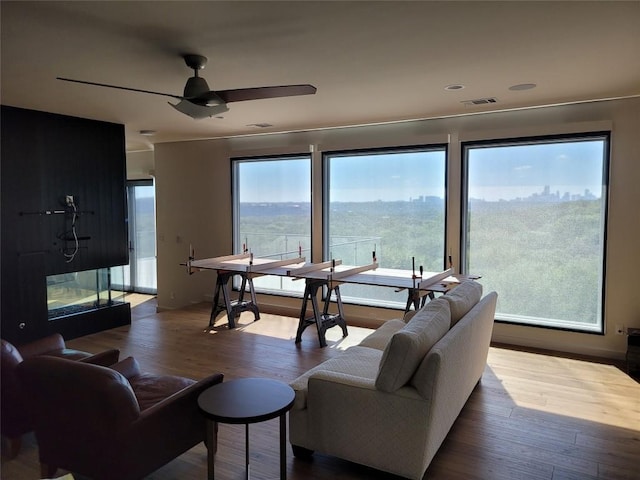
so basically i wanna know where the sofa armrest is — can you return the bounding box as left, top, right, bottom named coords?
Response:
left=80, top=349, right=120, bottom=367
left=308, top=370, right=377, bottom=390
left=17, top=333, right=65, bottom=358
left=411, top=291, right=497, bottom=469
left=304, top=372, right=430, bottom=478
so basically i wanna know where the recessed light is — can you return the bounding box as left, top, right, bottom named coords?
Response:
left=139, top=130, right=156, bottom=136
left=445, top=84, right=465, bottom=91
left=509, top=83, right=537, bottom=91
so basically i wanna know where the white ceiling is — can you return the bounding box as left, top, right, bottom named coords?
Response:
left=2, top=1, right=639, bottom=152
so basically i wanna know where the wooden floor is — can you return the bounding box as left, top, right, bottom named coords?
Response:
left=2, top=297, right=639, bottom=480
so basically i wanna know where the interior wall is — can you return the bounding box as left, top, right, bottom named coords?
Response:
left=153, top=97, right=640, bottom=360
left=1, top=106, right=131, bottom=343
left=154, top=140, right=232, bottom=309
left=126, top=149, right=155, bottom=180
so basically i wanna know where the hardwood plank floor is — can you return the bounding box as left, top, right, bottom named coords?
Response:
left=2, top=297, right=639, bottom=480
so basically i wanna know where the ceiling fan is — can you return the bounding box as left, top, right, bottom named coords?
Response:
left=57, top=54, right=317, bottom=119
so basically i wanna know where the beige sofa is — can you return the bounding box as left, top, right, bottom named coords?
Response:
left=289, top=280, right=497, bottom=480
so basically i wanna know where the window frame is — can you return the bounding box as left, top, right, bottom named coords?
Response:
left=461, top=131, right=610, bottom=334
left=322, top=143, right=449, bottom=309
left=231, top=153, right=313, bottom=298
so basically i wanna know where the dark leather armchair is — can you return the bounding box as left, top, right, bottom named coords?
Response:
left=0, top=334, right=120, bottom=458
left=18, top=355, right=224, bottom=480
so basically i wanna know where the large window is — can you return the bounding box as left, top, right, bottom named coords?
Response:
left=324, top=146, right=447, bottom=308
left=232, top=155, right=311, bottom=295
left=462, top=133, right=609, bottom=333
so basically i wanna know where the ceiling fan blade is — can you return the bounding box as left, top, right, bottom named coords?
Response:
left=57, top=77, right=183, bottom=100
left=215, top=84, right=317, bottom=103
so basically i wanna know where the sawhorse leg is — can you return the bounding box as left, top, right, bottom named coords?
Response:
left=405, top=287, right=421, bottom=314
left=209, top=270, right=233, bottom=329
left=324, top=284, right=348, bottom=338
left=404, top=287, right=436, bottom=314
left=237, top=274, right=260, bottom=323
left=421, top=291, right=435, bottom=308
left=208, top=271, right=260, bottom=330
left=295, top=279, right=348, bottom=347
left=295, top=279, right=323, bottom=345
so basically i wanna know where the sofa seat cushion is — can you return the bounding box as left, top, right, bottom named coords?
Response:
left=375, top=298, right=451, bottom=392
left=290, top=346, right=382, bottom=410
left=443, top=280, right=483, bottom=326
left=359, top=319, right=405, bottom=350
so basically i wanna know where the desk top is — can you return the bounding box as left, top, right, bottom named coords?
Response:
left=188, top=254, right=477, bottom=291
left=197, top=378, right=294, bottom=424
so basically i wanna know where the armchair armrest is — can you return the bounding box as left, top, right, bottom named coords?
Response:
left=115, top=373, right=224, bottom=479
left=17, top=333, right=65, bottom=358
left=80, top=348, right=120, bottom=367
left=109, top=356, right=141, bottom=378
left=135, top=372, right=224, bottom=421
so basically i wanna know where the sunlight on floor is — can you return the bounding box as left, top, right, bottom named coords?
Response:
left=214, top=312, right=372, bottom=351
left=489, top=348, right=640, bottom=430
left=124, top=292, right=156, bottom=308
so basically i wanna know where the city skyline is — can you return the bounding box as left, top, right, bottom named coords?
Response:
left=239, top=183, right=601, bottom=206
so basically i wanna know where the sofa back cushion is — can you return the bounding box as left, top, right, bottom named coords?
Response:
left=375, top=298, right=451, bottom=392
left=359, top=319, right=406, bottom=351
left=442, top=280, right=483, bottom=326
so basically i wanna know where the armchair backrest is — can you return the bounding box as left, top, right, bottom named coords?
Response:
left=1, top=339, right=28, bottom=438
left=17, top=354, right=224, bottom=480
left=1, top=334, right=119, bottom=450
left=18, top=356, right=141, bottom=450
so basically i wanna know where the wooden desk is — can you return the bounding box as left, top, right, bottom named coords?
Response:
left=186, top=254, right=478, bottom=347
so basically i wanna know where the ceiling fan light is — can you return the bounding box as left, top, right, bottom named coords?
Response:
left=169, top=100, right=229, bottom=120
left=197, top=91, right=225, bottom=107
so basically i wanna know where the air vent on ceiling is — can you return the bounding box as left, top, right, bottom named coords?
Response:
left=461, top=97, right=498, bottom=106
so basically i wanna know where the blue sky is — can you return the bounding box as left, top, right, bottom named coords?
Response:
left=236, top=139, right=606, bottom=203
left=329, top=151, right=445, bottom=202
left=238, top=157, right=311, bottom=203
left=237, top=151, right=445, bottom=203
left=467, top=139, right=606, bottom=201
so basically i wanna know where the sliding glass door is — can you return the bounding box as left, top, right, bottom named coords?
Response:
left=121, top=180, right=157, bottom=294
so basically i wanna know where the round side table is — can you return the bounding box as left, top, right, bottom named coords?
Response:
left=198, top=377, right=295, bottom=480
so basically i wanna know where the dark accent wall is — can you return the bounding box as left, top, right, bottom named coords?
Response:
left=1, top=106, right=131, bottom=344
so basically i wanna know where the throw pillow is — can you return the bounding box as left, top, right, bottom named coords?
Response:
left=375, top=298, right=451, bottom=392
left=443, top=280, right=483, bottom=326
